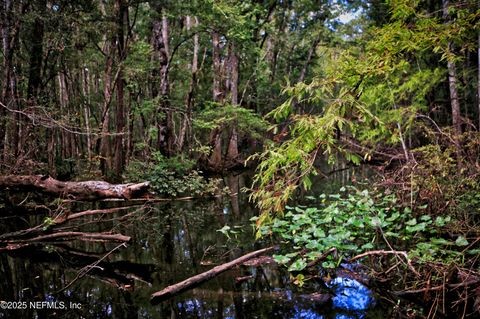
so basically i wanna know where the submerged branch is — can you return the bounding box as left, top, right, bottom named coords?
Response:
left=150, top=246, right=275, bottom=304
left=349, top=250, right=420, bottom=277
left=0, top=232, right=130, bottom=250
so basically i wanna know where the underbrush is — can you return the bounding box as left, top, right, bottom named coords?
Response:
left=124, top=152, right=222, bottom=197
left=257, top=184, right=480, bottom=316
left=255, top=139, right=480, bottom=316
left=258, top=184, right=480, bottom=267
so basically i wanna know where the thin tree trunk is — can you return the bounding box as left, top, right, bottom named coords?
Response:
left=26, top=0, right=45, bottom=100
left=58, top=72, right=70, bottom=159
left=178, top=16, right=199, bottom=152
left=113, top=0, right=127, bottom=181
left=153, top=12, right=173, bottom=157
left=293, top=36, right=320, bottom=114
left=298, top=37, right=320, bottom=84
left=1, top=0, right=16, bottom=162
left=82, top=67, right=92, bottom=160
left=98, top=38, right=115, bottom=176
left=226, top=43, right=239, bottom=162
left=477, top=32, right=480, bottom=130
left=126, top=91, right=134, bottom=164
left=443, top=0, right=462, bottom=160
left=212, top=31, right=223, bottom=103
left=209, top=31, right=225, bottom=168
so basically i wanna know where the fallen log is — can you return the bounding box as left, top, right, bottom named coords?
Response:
left=150, top=246, right=274, bottom=304
left=0, top=232, right=131, bottom=250
left=0, top=175, right=152, bottom=200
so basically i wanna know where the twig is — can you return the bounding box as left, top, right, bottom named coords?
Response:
left=349, top=250, right=420, bottom=277
left=2, top=231, right=130, bottom=245
left=391, top=278, right=480, bottom=296
left=57, top=243, right=127, bottom=293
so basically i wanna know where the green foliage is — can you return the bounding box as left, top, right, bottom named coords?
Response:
left=249, top=0, right=480, bottom=220
left=125, top=152, right=220, bottom=197
left=248, top=70, right=377, bottom=216
left=216, top=225, right=243, bottom=242
left=42, top=217, right=55, bottom=231
left=124, top=40, right=156, bottom=91
left=257, top=186, right=474, bottom=275
left=399, top=140, right=480, bottom=220
left=195, top=103, right=269, bottom=140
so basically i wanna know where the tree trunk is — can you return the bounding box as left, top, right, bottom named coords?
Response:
left=477, top=32, right=480, bottom=130
left=1, top=0, right=17, bottom=163
left=82, top=67, right=92, bottom=160
left=113, top=0, right=127, bottom=181
left=98, top=38, right=115, bottom=177
left=292, top=36, right=320, bottom=114
left=0, top=175, right=152, bottom=201
left=58, top=72, right=69, bottom=159
left=177, top=16, right=199, bottom=152
left=226, top=43, right=239, bottom=162
left=126, top=92, right=134, bottom=164
left=212, top=31, right=223, bottom=103
left=153, top=12, right=174, bottom=157
left=26, top=0, right=45, bottom=100
left=208, top=31, right=225, bottom=169
left=297, top=37, right=319, bottom=84
left=447, top=55, right=462, bottom=137
left=443, top=0, right=463, bottom=160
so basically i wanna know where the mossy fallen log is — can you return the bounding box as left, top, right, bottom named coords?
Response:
left=0, top=175, right=152, bottom=200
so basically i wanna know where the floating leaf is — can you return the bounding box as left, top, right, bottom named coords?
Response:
left=288, top=259, right=307, bottom=272
left=273, top=254, right=291, bottom=265
left=455, top=236, right=469, bottom=247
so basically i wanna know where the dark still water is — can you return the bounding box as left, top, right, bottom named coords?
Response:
left=0, top=172, right=390, bottom=318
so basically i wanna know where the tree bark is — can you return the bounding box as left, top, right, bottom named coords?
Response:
left=478, top=32, right=480, bottom=130
left=292, top=36, right=320, bottom=114
left=226, top=42, right=239, bottom=161
left=98, top=37, right=115, bottom=176
left=153, top=12, right=174, bottom=157
left=443, top=0, right=463, bottom=160
left=1, top=0, right=19, bottom=163
left=113, top=0, right=127, bottom=181
left=0, top=175, right=152, bottom=200
left=177, top=16, right=199, bottom=152
left=209, top=31, right=226, bottom=169
left=82, top=66, right=92, bottom=160
left=26, top=0, right=45, bottom=100
left=212, top=31, right=223, bottom=103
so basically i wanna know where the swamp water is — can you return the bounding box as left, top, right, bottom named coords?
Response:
left=0, top=172, right=391, bottom=318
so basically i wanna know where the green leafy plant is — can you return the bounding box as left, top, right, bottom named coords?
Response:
left=42, top=217, right=55, bottom=231
left=124, top=152, right=221, bottom=197
left=256, top=186, right=471, bottom=275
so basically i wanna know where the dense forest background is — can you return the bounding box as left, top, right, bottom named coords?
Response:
left=0, top=0, right=353, bottom=181
left=1, top=0, right=478, bottom=186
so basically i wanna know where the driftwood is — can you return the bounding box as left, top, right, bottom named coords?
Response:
left=150, top=246, right=274, bottom=304
left=0, top=175, right=152, bottom=200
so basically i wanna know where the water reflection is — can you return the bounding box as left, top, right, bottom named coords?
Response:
left=0, top=173, right=388, bottom=318
left=329, top=278, right=374, bottom=312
